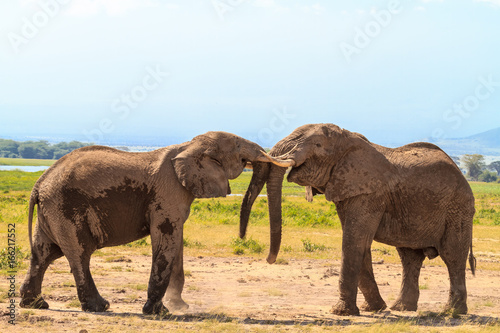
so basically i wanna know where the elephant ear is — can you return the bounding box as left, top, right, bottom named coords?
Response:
left=324, top=145, right=390, bottom=203
left=172, top=148, right=230, bottom=198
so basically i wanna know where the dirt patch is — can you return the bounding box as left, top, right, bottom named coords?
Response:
left=4, top=255, right=500, bottom=331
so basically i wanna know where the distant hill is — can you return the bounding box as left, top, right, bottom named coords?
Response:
left=432, top=127, right=500, bottom=156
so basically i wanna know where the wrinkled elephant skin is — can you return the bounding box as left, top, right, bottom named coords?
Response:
left=20, top=131, right=271, bottom=315
left=240, top=124, right=476, bottom=316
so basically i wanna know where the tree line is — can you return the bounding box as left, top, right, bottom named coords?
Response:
left=461, top=154, right=500, bottom=183
left=0, top=139, right=91, bottom=160
left=1, top=139, right=499, bottom=183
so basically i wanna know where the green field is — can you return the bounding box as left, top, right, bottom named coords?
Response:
left=0, top=157, right=55, bottom=166
left=1, top=170, right=499, bottom=263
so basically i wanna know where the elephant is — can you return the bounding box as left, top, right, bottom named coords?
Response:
left=20, top=131, right=286, bottom=314
left=240, top=123, right=476, bottom=316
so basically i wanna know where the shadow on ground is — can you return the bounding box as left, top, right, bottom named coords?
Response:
left=17, top=309, right=498, bottom=328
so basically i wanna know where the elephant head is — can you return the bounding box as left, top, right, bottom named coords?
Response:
left=173, top=131, right=293, bottom=263
left=240, top=124, right=391, bottom=263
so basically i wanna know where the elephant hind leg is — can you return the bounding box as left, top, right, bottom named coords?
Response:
left=65, top=250, right=109, bottom=312
left=59, top=224, right=109, bottom=312
left=391, top=247, right=425, bottom=311
left=440, top=240, right=469, bottom=314
left=20, top=224, right=63, bottom=309
left=358, top=248, right=387, bottom=312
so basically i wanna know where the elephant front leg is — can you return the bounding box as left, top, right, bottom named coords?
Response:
left=358, top=248, right=387, bottom=312
left=391, top=247, right=425, bottom=311
left=331, top=243, right=364, bottom=316
left=143, top=224, right=179, bottom=315
left=331, top=198, right=383, bottom=316
left=164, top=229, right=189, bottom=312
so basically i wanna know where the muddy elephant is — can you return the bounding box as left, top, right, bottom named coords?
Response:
left=240, top=123, right=476, bottom=315
left=20, top=131, right=286, bottom=314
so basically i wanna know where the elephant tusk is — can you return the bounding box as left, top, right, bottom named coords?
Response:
left=273, top=143, right=298, bottom=159
left=256, top=151, right=295, bottom=168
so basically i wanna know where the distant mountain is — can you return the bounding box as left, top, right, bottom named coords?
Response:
left=432, top=127, right=500, bottom=156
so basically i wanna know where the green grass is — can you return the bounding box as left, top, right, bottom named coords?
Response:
left=229, top=171, right=304, bottom=196
left=0, top=170, right=44, bottom=191
left=0, top=157, right=55, bottom=166
left=470, top=182, right=500, bottom=226
left=0, top=170, right=499, bottom=275
left=469, top=181, right=500, bottom=195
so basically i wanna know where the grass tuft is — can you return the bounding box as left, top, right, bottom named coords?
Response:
left=230, top=237, right=265, bottom=255
left=301, top=239, right=328, bottom=252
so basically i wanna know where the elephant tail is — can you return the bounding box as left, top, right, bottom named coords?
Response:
left=469, top=244, right=476, bottom=276
left=28, top=189, right=39, bottom=254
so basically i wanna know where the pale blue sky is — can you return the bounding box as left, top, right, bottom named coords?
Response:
left=1, top=0, right=500, bottom=147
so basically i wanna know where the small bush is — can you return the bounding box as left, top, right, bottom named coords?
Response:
left=274, top=258, right=289, bottom=265
left=301, top=239, right=327, bottom=252
left=67, top=299, right=81, bottom=308
left=478, top=170, right=498, bottom=183
left=231, top=237, right=265, bottom=255
left=0, top=246, right=28, bottom=270
left=184, top=238, right=205, bottom=248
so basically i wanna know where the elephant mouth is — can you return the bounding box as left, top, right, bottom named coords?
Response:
left=287, top=162, right=308, bottom=186
left=287, top=158, right=331, bottom=188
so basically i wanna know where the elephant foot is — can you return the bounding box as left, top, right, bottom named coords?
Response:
left=360, top=300, right=387, bottom=312
left=143, top=300, right=169, bottom=315
left=165, top=298, right=189, bottom=312
left=20, top=295, right=49, bottom=309
left=81, top=296, right=110, bottom=312
left=330, top=300, right=360, bottom=316
left=390, top=299, right=418, bottom=312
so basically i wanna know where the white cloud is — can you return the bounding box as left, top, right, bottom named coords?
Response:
left=300, top=3, right=325, bottom=15
left=475, top=0, right=500, bottom=7
left=64, top=0, right=174, bottom=17
left=252, top=0, right=276, bottom=8
left=414, top=6, right=426, bottom=11
left=251, top=0, right=290, bottom=13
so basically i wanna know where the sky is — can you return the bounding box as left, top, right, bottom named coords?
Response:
left=1, top=0, right=500, bottom=147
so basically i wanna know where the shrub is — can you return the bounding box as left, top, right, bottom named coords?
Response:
left=0, top=246, right=28, bottom=270
left=183, top=238, right=204, bottom=248
left=478, top=170, right=498, bottom=183
left=230, top=237, right=265, bottom=255
left=301, top=239, right=327, bottom=252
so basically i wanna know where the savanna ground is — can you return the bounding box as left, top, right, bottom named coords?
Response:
left=1, top=167, right=499, bottom=332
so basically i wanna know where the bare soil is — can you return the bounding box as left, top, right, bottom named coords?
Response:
left=3, top=254, right=500, bottom=331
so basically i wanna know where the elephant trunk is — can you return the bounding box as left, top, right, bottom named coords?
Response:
left=265, top=164, right=287, bottom=264
left=239, top=162, right=270, bottom=238
left=239, top=138, right=296, bottom=264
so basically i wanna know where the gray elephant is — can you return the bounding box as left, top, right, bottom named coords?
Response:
left=20, top=131, right=285, bottom=314
left=240, top=124, right=476, bottom=316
